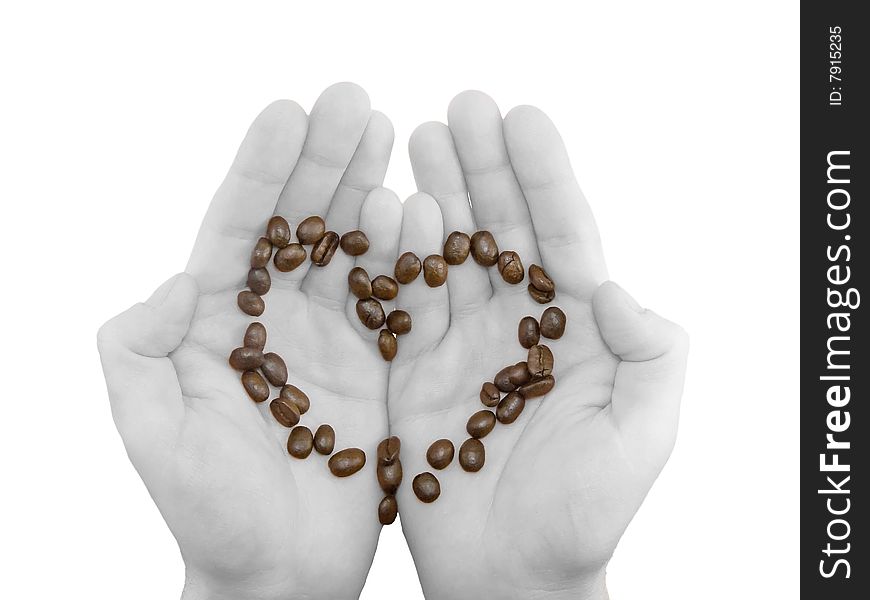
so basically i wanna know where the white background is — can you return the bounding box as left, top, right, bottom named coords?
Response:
left=0, top=1, right=799, bottom=598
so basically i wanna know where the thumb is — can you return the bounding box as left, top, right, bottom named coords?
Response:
left=592, top=281, right=689, bottom=463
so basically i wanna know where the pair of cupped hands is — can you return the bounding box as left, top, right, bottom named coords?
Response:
left=97, top=83, right=688, bottom=600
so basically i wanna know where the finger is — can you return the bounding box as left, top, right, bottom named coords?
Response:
left=592, top=281, right=689, bottom=463
left=187, top=100, right=308, bottom=293
left=447, top=91, right=541, bottom=293
left=303, top=110, right=394, bottom=307
left=409, top=121, right=492, bottom=314
left=504, top=105, right=608, bottom=298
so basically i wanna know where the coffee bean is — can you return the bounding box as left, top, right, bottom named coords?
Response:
left=496, top=391, right=525, bottom=424
left=443, top=231, right=471, bottom=265
left=250, top=237, right=273, bottom=269
left=238, top=291, right=265, bottom=316
left=274, top=243, right=306, bottom=272
left=394, top=252, right=422, bottom=284
left=296, top=216, right=326, bottom=245
left=378, top=495, right=398, bottom=525
left=529, top=264, right=555, bottom=293
left=527, top=344, right=554, bottom=378
left=242, top=370, right=269, bottom=403
left=328, top=448, right=366, bottom=477
left=426, top=439, right=454, bottom=470
left=348, top=267, right=372, bottom=299
left=314, top=424, right=335, bottom=455
left=377, top=436, right=401, bottom=465
left=371, top=275, right=399, bottom=300
left=247, top=267, right=271, bottom=295
left=494, top=366, right=517, bottom=393
left=280, top=384, right=310, bottom=414
left=540, top=307, right=567, bottom=339
left=266, top=216, right=291, bottom=248
left=356, top=298, right=386, bottom=329
left=378, top=460, right=403, bottom=494
left=422, top=254, right=448, bottom=287
left=497, top=251, right=524, bottom=284
left=470, top=231, right=499, bottom=267
left=517, top=375, right=555, bottom=398
left=466, top=410, right=496, bottom=438
left=229, top=347, right=264, bottom=371
left=518, top=316, right=540, bottom=349
left=528, top=284, right=555, bottom=304
left=386, top=310, right=412, bottom=335
left=311, top=231, right=339, bottom=266
left=244, top=322, right=267, bottom=351
left=412, top=472, right=441, bottom=503
left=287, top=426, right=314, bottom=458
left=340, top=230, right=369, bottom=256
left=508, top=361, right=531, bottom=387
left=270, top=398, right=301, bottom=427
left=479, top=382, right=501, bottom=407
left=459, top=438, right=485, bottom=472
left=261, top=352, right=288, bottom=387
left=378, top=329, right=397, bottom=361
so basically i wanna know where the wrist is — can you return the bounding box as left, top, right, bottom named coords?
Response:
left=180, top=570, right=295, bottom=600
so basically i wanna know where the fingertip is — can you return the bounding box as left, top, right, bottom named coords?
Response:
left=402, top=192, right=443, bottom=233
left=448, top=90, right=500, bottom=124
left=363, top=187, right=402, bottom=222
left=315, top=82, right=372, bottom=116
left=409, top=121, right=450, bottom=156
left=367, top=110, right=395, bottom=150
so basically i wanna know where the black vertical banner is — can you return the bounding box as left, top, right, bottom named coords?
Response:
left=802, top=3, right=868, bottom=597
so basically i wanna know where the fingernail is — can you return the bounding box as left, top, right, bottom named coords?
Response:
left=145, top=274, right=182, bottom=307
left=612, top=282, right=643, bottom=313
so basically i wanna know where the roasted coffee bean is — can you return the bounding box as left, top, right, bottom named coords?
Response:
left=386, top=310, right=412, bottom=335
left=296, top=216, right=326, bottom=245
left=270, top=398, right=301, bottom=427
left=348, top=267, right=372, bottom=299
left=494, top=366, right=517, bottom=393
left=311, top=231, right=339, bottom=266
left=394, top=252, right=422, bottom=284
left=274, top=243, right=306, bottom=272
left=287, top=426, right=314, bottom=458
left=527, top=344, right=554, bottom=378
left=247, top=267, right=271, bottom=295
left=250, top=237, right=273, bottom=268
left=518, top=316, right=540, bottom=349
left=528, top=264, right=554, bottom=292
left=244, top=322, right=267, bottom=351
left=238, top=291, right=265, bottom=316
left=466, top=410, right=496, bottom=438
left=423, top=254, right=448, bottom=287
left=378, top=460, right=403, bottom=494
left=371, top=275, right=399, bottom=300
left=528, top=284, right=555, bottom=304
left=261, top=352, right=288, bottom=387
left=229, top=347, right=264, bottom=371
left=470, top=231, right=499, bottom=266
left=426, top=439, right=454, bottom=470
left=443, top=231, right=471, bottom=265
left=314, top=424, right=335, bottom=455
left=459, top=438, right=485, bottom=472
left=412, top=472, right=441, bottom=503
left=328, top=448, right=366, bottom=477
left=377, top=436, right=401, bottom=465
left=266, top=216, right=291, bottom=248
left=496, top=391, right=525, bottom=424
left=242, top=370, right=269, bottom=403
left=378, top=495, right=398, bottom=525
left=497, top=251, right=524, bottom=284
left=517, top=375, right=555, bottom=398
left=540, top=306, right=567, bottom=339
left=280, top=384, right=310, bottom=414
left=508, top=361, right=531, bottom=387
left=479, top=382, right=501, bottom=407
left=356, top=298, right=386, bottom=329
left=378, top=330, right=398, bottom=361
left=340, top=230, right=369, bottom=256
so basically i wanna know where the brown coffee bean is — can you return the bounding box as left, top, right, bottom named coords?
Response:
left=247, top=268, right=271, bottom=295
left=348, top=267, right=372, bottom=299
left=378, top=495, right=398, bottom=525
left=314, top=424, right=335, bottom=455
left=238, top=291, right=265, bottom=316
left=340, top=230, right=369, bottom=256
left=528, top=284, right=555, bottom=304
left=479, top=382, right=501, bottom=407
left=266, top=216, right=291, bottom=248
left=518, top=316, right=541, bottom=349
left=261, top=352, right=288, bottom=387
left=356, top=298, right=386, bottom=329
left=496, top=391, right=525, bottom=424
left=280, top=384, right=309, bottom=414
left=443, top=231, right=471, bottom=265
left=386, top=310, right=412, bottom=335
left=378, top=460, right=403, bottom=494
left=470, top=231, right=499, bottom=267
left=296, top=216, right=326, bottom=245
left=494, top=366, right=517, bottom=393
left=527, top=344, right=554, bottom=378
left=377, top=436, right=401, bottom=465
left=459, top=438, right=485, bottom=472
left=371, top=275, right=399, bottom=300
left=270, top=398, right=300, bottom=427
left=517, top=375, right=555, bottom=398
left=378, top=330, right=398, bottom=361
left=422, top=254, right=448, bottom=287
left=412, top=472, right=441, bottom=503
left=228, top=347, right=264, bottom=371
left=426, top=439, right=454, bottom=470
left=250, top=237, right=273, bottom=269
left=540, top=306, right=567, bottom=339
left=274, top=243, right=307, bottom=272
left=508, top=361, right=531, bottom=387
left=497, top=251, right=524, bottom=284
left=328, top=448, right=366, bottom=477
left=466, top=410, right=496, bottom=438
left=394, top=252, right=422, bottom=284
left=529, top=264, right=555, bottom=293
left=311, top=231, right=339, bottom=266
left=242, top=370, right=269, bottom=402
left=243, top=322, right=267, bottom=351
left=287, top=426, right=314, bottom=458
